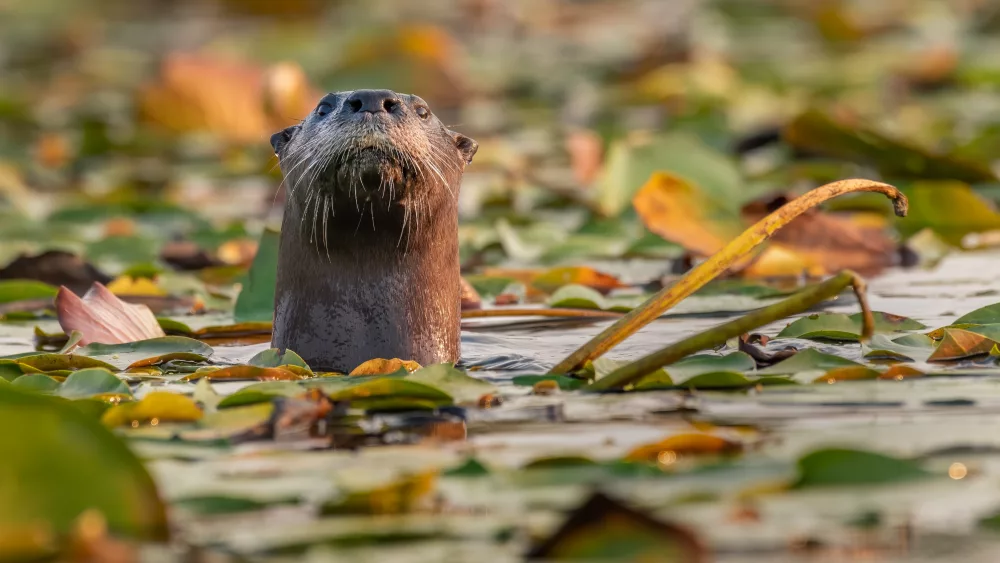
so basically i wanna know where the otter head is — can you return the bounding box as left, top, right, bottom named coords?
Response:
left=271, top=90, right=477, bottom=247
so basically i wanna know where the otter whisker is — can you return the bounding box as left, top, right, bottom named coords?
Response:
left=322, top=194, right=331, bottom=262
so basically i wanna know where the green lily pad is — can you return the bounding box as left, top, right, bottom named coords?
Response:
left=631, top=352, right=757, bottom=390
left=325, top=378, right=453, bottom=406
left=405, top=364, right=496, bottom=403
left=954, top=302, right=1000, bottom=325
left=757, top=348, right=863, bottom=376
left=793, top=448, right=930, bottom=488
left=248, top=348, right=310, bottom=370
left=234, top=227, right=279, bottom=323
left=0, top=385, right=168, bottom=539
left=76, top=337, right=214, bottom=370
left=0, top=359, right=33, bottom=381
left=174, top=495, right=299, bottom=515
left=57, top=368, right=130, bottom=399
left=11, top=374, right=62, bottom=393
left=16, top=353, right=118, bottom=373
left=512, top=375, right=586, bottom=391
left=0, top=279, right=58, bottom=304
left=216, top=381, right=305, bottom=409
left=778, top=312, right=925, bottom=341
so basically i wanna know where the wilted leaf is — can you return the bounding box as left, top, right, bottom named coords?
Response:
left=350, top=358, right=421, bottom=376
left=793, top=448, right=930, bottom=488
left=57, top=369, right=130, bottom=399
left=632, top=172, right=745, bottom=257
left=0, top=386, right=168, bottom=539
left=56, top=283, right=164, bottom=346
left=182, top=366, right=303, bottom=382
left=77, top=336, right=213, bottom=370
left=928, top=328, right=999, bottom=362
left=531, top=266, right=627, bottom=295
left=101, top=391, right=203, bottom=427
left=812, top=366, right=880, bottom=383
left=624, top=433, right=741, bottom=463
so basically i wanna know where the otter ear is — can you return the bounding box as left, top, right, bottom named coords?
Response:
left=452, top=132, right=478, bottom=165
left=270, top=125, right=300, bottom=156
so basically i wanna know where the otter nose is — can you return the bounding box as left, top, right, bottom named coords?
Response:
left=344, top=90, right=401, bottom=114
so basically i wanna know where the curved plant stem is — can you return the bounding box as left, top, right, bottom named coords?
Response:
left=587, top=270, right=873, bottom=391
left=462, top=308, right=624, bottom=319
left=548, top=179, right=905, bottom=375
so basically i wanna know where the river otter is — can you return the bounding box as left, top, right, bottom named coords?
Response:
left=269, top=89, right=477, bottom=372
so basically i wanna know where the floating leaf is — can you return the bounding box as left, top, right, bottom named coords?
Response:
left=233, top=228, right=279, bottom=323
left=793, top=448, right=930, bottom=488
left=512, top=375, right=586, bottom=391
left=326, top=378, right=452, bottom=405
left=757, top=348, right=863, bottom=376
left=779, top=312, right=924, bottom=342
left=57, top=369, right=130, bottom=399
left=322, top=471, right=438, bottom=516
left=0, top=279, right=57, bottom=304
left=624, top=433, right=741, bottom=463
left=174, top=495, right=299, bottom=516
left=181, top=366, right=302, bottom=382
left=11, top=374, right=62, bottom=393
left=101, top=392, right=203, bottom=427
left=248, top=348, right=310, bottom=370
left=531, top=266, right=626, bottom=295
left=813, top=366, right=880, bottom=383
left=954, top=302, right=1000, bottom=325
left=928, top=328, right=999, bottom=362
left=77, top=336, right=213, bottom=370
left=216, top=381, right=305, bottom=409
left=405, top=364, right=495, bottom=404
left=0, top=386, right=168, bottom=539
left=350, top=358, right=421, bottom=376
left=863, top=333, right=934, bottom=362
left=16, top=354, right=117, bottom=373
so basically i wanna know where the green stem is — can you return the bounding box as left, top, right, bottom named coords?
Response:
left=549, top=179, right=905, bottom=375
left=585, top=270, right=873, bottom=391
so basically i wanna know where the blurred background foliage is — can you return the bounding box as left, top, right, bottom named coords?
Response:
left=2, top=0, right=1000, bottom=300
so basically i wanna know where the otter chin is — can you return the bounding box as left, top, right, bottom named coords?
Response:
left=269, top=89, right=477, bottom=372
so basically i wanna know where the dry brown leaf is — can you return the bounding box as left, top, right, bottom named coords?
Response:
left=139, top=54, right=320, bottom=143
left=531, top=266, right=627, bottom=295
left=928, top=328, right=998, bottom=362
left=623, top=433, right=741, bottom=463
left=349, top=358, right=422, bottom=376
left=56, top=283, right=165, bottom=346
left=460, top=277, right=482, bottom=310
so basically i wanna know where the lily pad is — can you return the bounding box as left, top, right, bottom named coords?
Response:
left=757, top=348, right=863, bottom=376
left=233, top=227, right=279, bottom=323
left=11, top=374, right=62, bottom=393
left=0, top=279, right=58, bottom=304
left=954, top=302, right=1000, bottom=325
left=928, top=328, right=999, bottom=362
left=102, top=391, right=203, bottom=427
left=248, top=348, right=310, bottom=370
left=0, top=385, right=168, bottom=539
left=793, top=448, right=930, bottom=488
left=216, top=381, right=305, bottom=408
left=778, top=312, right=925, bottom=341
left=405, top=364, right=496, bottom=403
left=15, top=353, right=117, bottom=373
left=512, top=375, right=586, bottom=391
left=325, top=378, right=453, bottom=406
left=181, top=366, right=303, bottom=382
left=77, top=336, right=213, bottom=370
left=57, top=368, right=130, bottom=399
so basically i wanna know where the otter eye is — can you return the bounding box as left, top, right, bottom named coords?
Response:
left=316, top=102, right=333, bottom=117
left=415, top=106, right=430, bottom=120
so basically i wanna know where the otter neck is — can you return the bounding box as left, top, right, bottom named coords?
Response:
left=272, top=194, right=460, bottom=373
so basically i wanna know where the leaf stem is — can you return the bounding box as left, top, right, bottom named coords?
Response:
left=549, top=179, right=905, bottom=375
left=586, top=270, right=873, bottom=391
